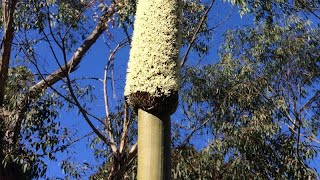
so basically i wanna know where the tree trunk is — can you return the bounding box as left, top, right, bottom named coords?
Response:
left=0, top=0, right=17, bottom=105
left=0, top=164, right=24, bottom=180
left=0, top=1, right=20, bottom=178
left=137, top=109, right=171, bottom=180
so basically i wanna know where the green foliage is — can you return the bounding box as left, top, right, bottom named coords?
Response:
left=1, top=66, right=69, bottom=179
left=181, top=16, right=320, bottom=179
left=181, top=0, right=211, bottom=54
left=117, top=0, right=137, bottom=25
left=225, top=0, right=320, bottom=19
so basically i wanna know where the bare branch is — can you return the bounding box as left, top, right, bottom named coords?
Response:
left=207, top=6, right=234, bottom=32
left=180, top=118, right=210, bottom=147
left=71, top=77, right=103, bottom=82
left=61, top=37, right=111, bottom=148
left=28, top=3, right=119, bottom=99
left=62, top=0, right=98, bottom=40
left=12, top=37, right=105, bottom=143
left=119, top=102, right=130, bottom=153
left=103, top=39, right=129, bottom=154
left=300, top=90, right=320, bottom=113
left=38, top=132, right=95, bottom=157
left=122, top=23, right=132, bottom=45
left=180, top=0, right=215, bottom=67
left=285, top=124, right=320, bottom=144
left=103, top=59, right=118, bottom=154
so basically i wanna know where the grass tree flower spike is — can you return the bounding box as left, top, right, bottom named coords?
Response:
left=124, top=0, right=182, bottom=116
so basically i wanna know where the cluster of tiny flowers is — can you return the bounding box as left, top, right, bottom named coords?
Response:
left=124, top=0, right=181, bottom=97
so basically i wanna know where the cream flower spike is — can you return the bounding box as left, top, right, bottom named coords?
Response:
left=125, top=0, right=182, bottom=115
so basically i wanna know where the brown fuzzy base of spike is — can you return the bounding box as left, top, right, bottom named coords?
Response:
left=126, top=91, right=178, bottom=116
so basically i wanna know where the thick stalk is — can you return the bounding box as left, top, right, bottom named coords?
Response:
left=138, top=109, right=171, bottom=180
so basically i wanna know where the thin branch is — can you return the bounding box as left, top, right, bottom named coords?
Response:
left=38, top=132, right=95, bottom=157
left=297, top=120, right=301, bottom=158
left=46, top=5, right=64, bottom=52
left=180, top=118, right=210, bottom=147
left=119, top=102, right=130, bottom=153
left=285, top=124, right=320, bottom=144
left=60, top=31, right=111, bottom=147
left=129, top=142, right=137, bottom=157
left=103, top=60, right=118, bottom=154
left=33, top=63, right=105, bottom=125
left=180, top=0, right=215, bottom=67
left=207, top=6, right=234, bottom=32
left=42, top=27, right=65, bottom=75
left=122, top=23, right=132, bottom=45
left=13, top=38, right=105, bottom=143
left=71, top=77, right=104, bottom=83
left=62, top=0, right=97, bottom=40
left=103, top=39, right=129, bottom=154
left=300, top=90, right=320, bottom=113
left=28, top=3, right=119, bottom=99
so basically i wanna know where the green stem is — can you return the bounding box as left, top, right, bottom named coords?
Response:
left=138, top=109, right=171, bottom=180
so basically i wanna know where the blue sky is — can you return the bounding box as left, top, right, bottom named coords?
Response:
left=40, top=1, right=320, bottom=179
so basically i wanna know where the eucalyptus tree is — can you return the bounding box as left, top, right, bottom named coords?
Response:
left=180, top=15, right=320, bottom=179
left=0, top=0, right=125, bottom=179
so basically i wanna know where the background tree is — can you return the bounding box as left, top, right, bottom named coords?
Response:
left=178, top=15, right=320, bottom=179
left=0, top=0, right=123, bottom=179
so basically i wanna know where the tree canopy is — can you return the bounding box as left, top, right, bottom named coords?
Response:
left=181, top=15, right=320, bottom=179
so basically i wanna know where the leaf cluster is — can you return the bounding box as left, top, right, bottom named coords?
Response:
left=180, top=16, right=320, bottom=179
